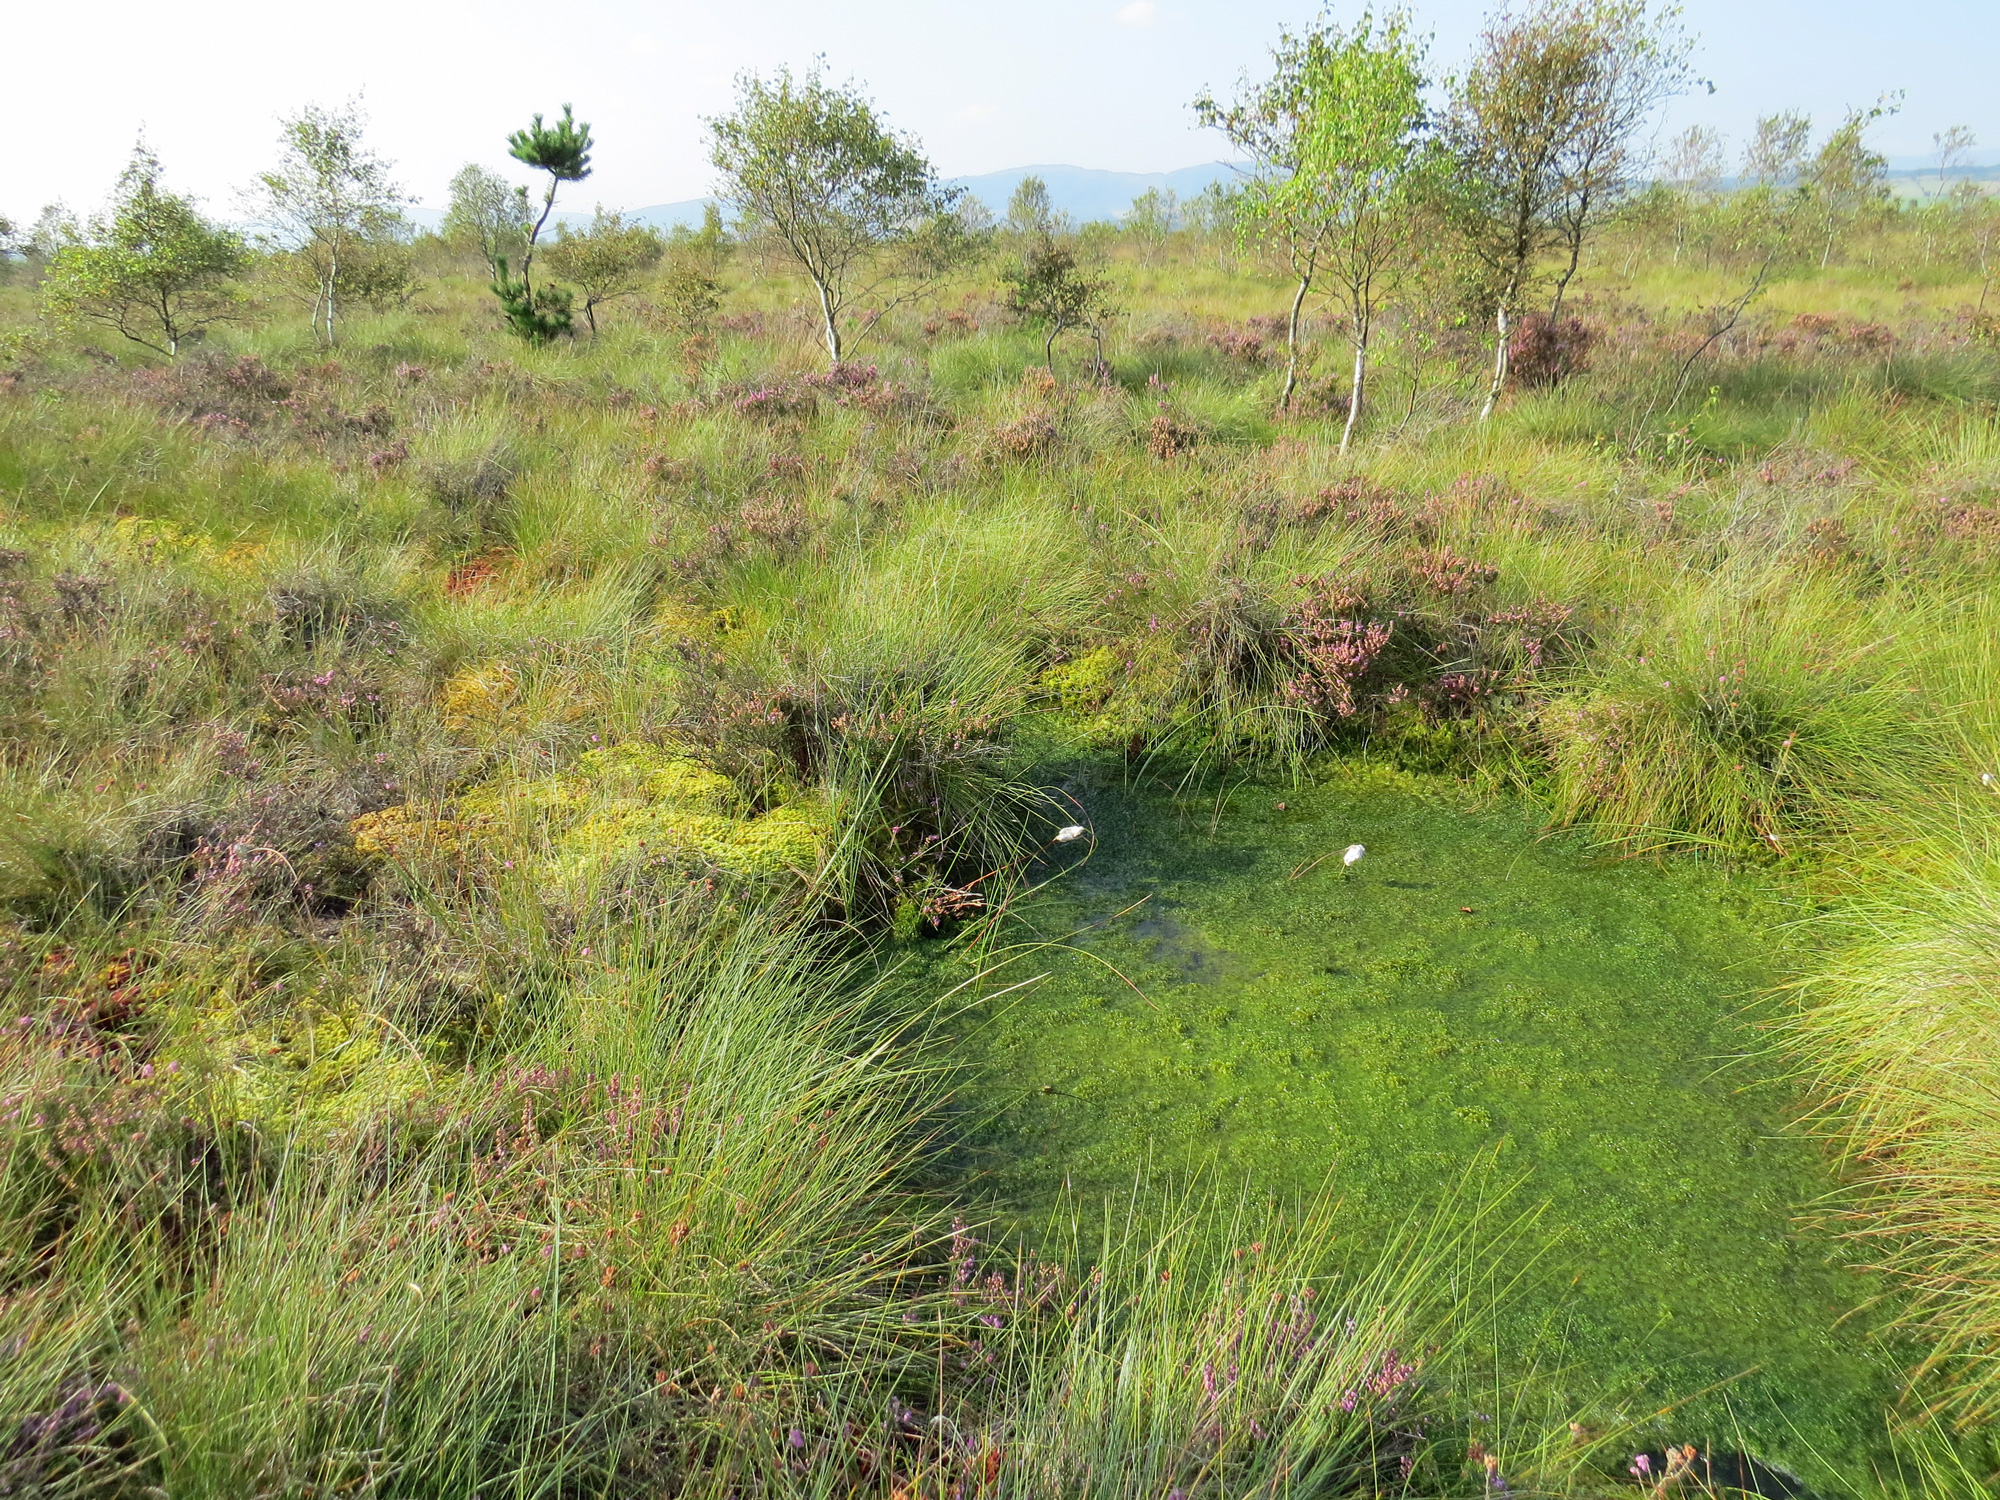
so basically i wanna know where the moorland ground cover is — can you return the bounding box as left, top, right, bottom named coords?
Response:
left=5, top=35, right=2000, bottom=1496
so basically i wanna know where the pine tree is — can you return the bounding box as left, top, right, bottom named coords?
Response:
left=491, top=106, right=593, bottom=343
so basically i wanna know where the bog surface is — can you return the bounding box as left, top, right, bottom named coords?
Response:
left=940, top=766, right=1899, bottom=1473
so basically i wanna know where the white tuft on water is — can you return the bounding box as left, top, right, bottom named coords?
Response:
left=1343, top=844, right=1366, bottom=866
left=1054, top=825, right=1087, bottom=843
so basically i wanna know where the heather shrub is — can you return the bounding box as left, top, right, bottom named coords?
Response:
left=1506, top=314, right=1597, bottom=390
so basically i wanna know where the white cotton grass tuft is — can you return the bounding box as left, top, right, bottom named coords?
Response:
left=1343, top=844, right=1366, bottom=866
left=1054, top=825, right=1088, bottom=843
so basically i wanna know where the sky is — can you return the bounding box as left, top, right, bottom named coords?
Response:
left=8, top=0, right=1998, bottom=222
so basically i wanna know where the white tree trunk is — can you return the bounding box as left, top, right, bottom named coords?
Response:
left=1480, top=300, right=1510, bottom=422
left=1279, top=274, right=1310, bottom=412
left=1340, top=331, right=1368, bottom=456
left=815, top=277, right=842, bottom=365
left=325, top=236, right=340, bottom=346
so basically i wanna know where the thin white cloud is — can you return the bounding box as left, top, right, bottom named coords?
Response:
left=1116, top=1, right=1157, bottom=26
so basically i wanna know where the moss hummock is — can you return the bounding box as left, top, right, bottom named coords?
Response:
left=353, top=741, right=829, bottom=883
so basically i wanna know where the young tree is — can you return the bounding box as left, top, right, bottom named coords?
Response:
left=693, top=202, right=732, bottom=275
left=658, top=255, right=723, bottom=338
left=43, top=146, right=245, bottom=358
left=658, top=252, right=725, bottom=386
left=251, top=99, right=408, bottom=344
left=1443, top=0, right=1688, bottom=418
left=1125, top=186, right=1179, bottom=265
left=491, top=105, right=593, bottom=343
left=1291, top=10, right=1435, bottom=453
left=1196, top=26, right=1339, bottom=411
left=1663, top=125, right=1724, bottom=193
left=23, top=204, right=80, bottom=267
left=708, top=65, right=967, bottom=364
left=1804, top=100, right=1895, bottom=267
left=1742, top=111, right=1812, bottom=186
left=1544, top=3, right=1693, bottom=320
left=1934, top=126, right=1978, bottom=198
left=1007, top=175, right=1067, bottom=238
left=543, top=210, right=663, bottom=333
left=1185, top=180, right=1243, bottom=270
left=1661, top=124, right=1725, bottom=264
left=442, top=163, right=531, bottom=268
left=954, top=195, right=996, bottom=237
left=1002, top=230, right=1113, bottom=370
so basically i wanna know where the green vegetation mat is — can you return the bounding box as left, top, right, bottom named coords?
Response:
left=936, top=764, right=1902, bottom=1476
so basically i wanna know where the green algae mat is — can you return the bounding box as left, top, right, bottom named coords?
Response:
left=932, top=764, right=1903, bottom=1481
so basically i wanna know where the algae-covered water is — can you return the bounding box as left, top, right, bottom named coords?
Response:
left=933, top=764, right=1901, bottom=1476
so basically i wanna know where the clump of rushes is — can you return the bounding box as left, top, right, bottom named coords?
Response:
left=1540, top=586, right=1940, bottom=857
left=1789, top=836, right=2000, bottom=1425
left=957, top=1181, right=1525, bottom=1497
left=684, top=657, right=1054, bottom=935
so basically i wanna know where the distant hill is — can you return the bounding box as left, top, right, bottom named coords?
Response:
left=944, top=162, right=1242, bottom=222
left=410, top=163, right=1244, bottom=234
left=402, top=201, right=714, bottom=234
left=411, top=152, right=1996, bottom=235
left=618, top=165, right=1245, bottom=230
left=1883, top=163, right=2000, bottom=198
left=624, top=200, right=718, bottom=231
left=1884, top=152, right=2000, bottom=173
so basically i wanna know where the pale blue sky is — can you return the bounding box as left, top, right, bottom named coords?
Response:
left=10, top=0, right=1996, bottom=220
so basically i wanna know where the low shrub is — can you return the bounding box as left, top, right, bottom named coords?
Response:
left=1507, top=315, right=1597, bottom=390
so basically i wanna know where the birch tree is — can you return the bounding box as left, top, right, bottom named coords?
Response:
left=44, top=146, right=244, bottom=357
left=709, top=66, right=966, bottom=365
left=1003, top=230, right=1112, bottom=370
left=1195, top=29, right=1335, bottom=412
left=1803, top=101, right=1895, bottom=268
left=1292, top=11, right=1434, bottom=452
left=1444, top=0, right=1688, bottom=418
left=442, top=164, right=531, bottom=268
left=544, top=210, right=663, bottom=334
left=1543, top=4, right=1692, bottom=321
left=253, top=100, right=408, bottom=345
left=1742, top=111, right=1812, bottom=187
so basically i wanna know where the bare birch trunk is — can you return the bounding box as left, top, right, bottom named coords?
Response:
left=1480, top=299, right=1511, bottom=421
left=1339, top=328, right=1368, bottom=455
left=816, top=277, right=842, bottom=365
left=1280, top=274, right=1310, bottom=412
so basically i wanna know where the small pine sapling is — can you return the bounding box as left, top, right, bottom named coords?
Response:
left=491, top=105, right=593, bottom=343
